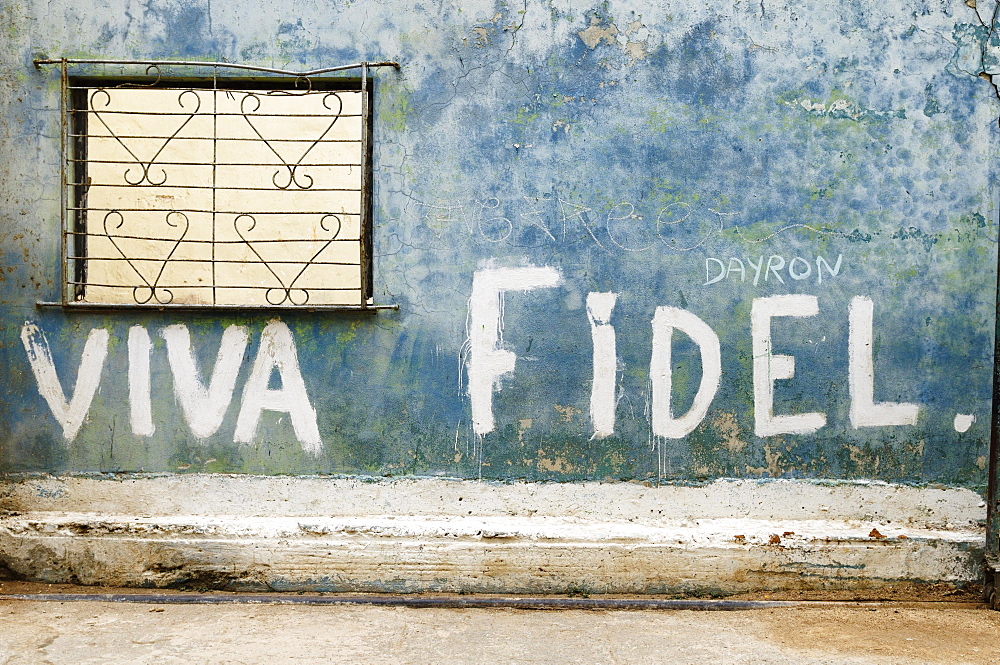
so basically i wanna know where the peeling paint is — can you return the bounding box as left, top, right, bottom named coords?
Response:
left=713, top=412, right=748, bottom=454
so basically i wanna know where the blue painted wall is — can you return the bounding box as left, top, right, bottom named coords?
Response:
left=0, top=0, right=997, bottom=490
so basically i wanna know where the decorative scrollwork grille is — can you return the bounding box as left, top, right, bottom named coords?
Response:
left=37, top=58, right=399, bottom=310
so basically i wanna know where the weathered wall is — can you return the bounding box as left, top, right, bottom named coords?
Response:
left=1, top=0, right=997, bottom=490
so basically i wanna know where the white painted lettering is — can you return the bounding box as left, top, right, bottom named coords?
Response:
left=765, top=255, right=786, bottom=283
left=468, top=266, right=562, bottom=435
left=727, top=258, right=746, bottom=282
left=650, top=307, right=722, bottom=438
left=587, top=292, right=619, bottom=438
left=128, top=326, right=154, bottom=437
left=234, top=320, right=321, bottom=452
left=704, top=258, right=726, bottom=285
left=747, top=255, right=765, bottom=286
left=848, top=296, right=919, bottom=427
left=703, top=254, right=844, bottom=287
left=163, top=324, right=248, bottom=439
left=788, top=256, right=812, bottom=281
left=816, top=254, right=843, bottom=284
left=20, top=322, right=109, bottom=441
left=751, top=296, right=826, bottom=436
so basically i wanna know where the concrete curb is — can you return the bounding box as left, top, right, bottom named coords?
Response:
left=0, top=475, right=987, bottom=593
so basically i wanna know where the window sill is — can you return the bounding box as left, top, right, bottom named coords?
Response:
left=35, top=300, right=398, bottom=312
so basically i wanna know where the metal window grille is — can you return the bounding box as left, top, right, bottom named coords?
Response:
left=35, top=58, right=399, bottom=311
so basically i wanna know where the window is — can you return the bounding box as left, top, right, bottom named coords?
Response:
left=36, top=59, right=398, bottom=310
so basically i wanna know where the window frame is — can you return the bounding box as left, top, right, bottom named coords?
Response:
left=35, top=58, right=399, bottom=312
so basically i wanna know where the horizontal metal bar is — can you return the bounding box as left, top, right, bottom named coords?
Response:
left=74, top=257, right=361, bottom=266
left=70, top=159, right=363, bottom=167
left=35, top=58, right=401, bottom=77
left=72, top=182, right=363, bottom=193
left=70, top=207, right=361, bottom=215
left=36, top=301, right=397, bottom=312
left=72, top=132, right=361, bottom=143
left=70, top=110, right=364, bottom=119
left=68, top=234, right=361, bottom=244
left=66, top=281, right=361, bottom=290
left=71, top=256, right=361, bottom=266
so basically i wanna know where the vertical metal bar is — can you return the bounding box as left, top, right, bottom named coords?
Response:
left=212, top=71, right=218, bottom=305
left=72, top=83, right=89, bottom=302
left=360, top=62, right=373, bottom=308
left=59, top=59, right=68, bottom=304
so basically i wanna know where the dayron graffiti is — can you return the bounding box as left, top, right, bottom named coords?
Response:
left=703, top=254, right=844, bottom=286
left=22, top=265, right=970, bottom=452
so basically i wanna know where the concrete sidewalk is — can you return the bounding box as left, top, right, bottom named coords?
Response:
left=0, top=587, right=997, bottom=664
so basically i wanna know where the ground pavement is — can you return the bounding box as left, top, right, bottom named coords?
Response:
left=0, top=583, right=997, bottom=664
